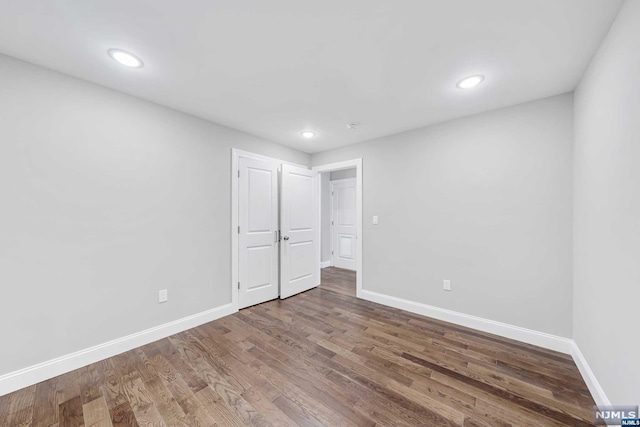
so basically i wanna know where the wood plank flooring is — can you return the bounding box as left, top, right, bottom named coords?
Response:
left=0, top=267, right=596, bottom=426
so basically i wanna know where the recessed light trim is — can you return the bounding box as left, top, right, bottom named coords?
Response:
left=108, top=49, right=144, bottom=68
left=301, top=131, right=315, bottom=138
left=456, top=75, right=484, bottom=89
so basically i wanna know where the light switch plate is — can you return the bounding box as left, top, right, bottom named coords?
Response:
left=373, top=215, right=379, bottom=225
left=443, top=280, right=451, bottom=291
left=159, top=290, right=168, bottom=303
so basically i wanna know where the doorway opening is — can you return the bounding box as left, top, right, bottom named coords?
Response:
left=312, top=159, right=363, bottom=298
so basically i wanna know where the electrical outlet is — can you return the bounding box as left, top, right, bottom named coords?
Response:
left=158, top=290, right=168, bottom=303
left=443, top=280, right=451, bottom=291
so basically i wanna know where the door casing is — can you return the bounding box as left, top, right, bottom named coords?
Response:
left=312, top=159, right=363, bottom=298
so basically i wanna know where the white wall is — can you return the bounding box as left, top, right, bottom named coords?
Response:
left=0, top=54, right=309, bottom=376
left=312, top=94, right=574, bottom=337
left=573, top=0, right=640, bottom=405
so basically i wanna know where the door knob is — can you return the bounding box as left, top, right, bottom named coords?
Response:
left=283, top=236, right=290, bottom=241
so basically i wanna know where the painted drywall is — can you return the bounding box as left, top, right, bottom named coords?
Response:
left=0, top=54, right=309, bottom=376
left=573, top=0, right=640, bottom=404
left=320, top=173, right=331, bottom=263
left=312, top=94, right=574, bottom=337
left=330, top=168, right=356, bottom=181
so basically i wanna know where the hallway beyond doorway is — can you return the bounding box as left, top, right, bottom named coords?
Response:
left=321, top=267, right=356, bottom=297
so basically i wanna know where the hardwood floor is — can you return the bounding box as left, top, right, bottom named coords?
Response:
left=318, top=267, right=356, bottom=297
left=0, top=267, right=596, bottom=426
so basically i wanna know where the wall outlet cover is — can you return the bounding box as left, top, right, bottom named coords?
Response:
left=159, top=290, right=168, bottom=303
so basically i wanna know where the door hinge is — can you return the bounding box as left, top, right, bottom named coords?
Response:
left=238, top=282, right=240, bottom=289
left=238, top=170, right=240, bottom=178
left=331, top=191, right=334, bottom=196
left=331, top=221, right=334, bottom=225
left=238, top=226, right=240, bottom=234
left=332, top=250, right=334, bottom=255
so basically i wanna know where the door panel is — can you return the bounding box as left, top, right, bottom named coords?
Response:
left=239, top=157, right=279, bottom=308
left=289, top=240, right=314, bottom=282
left=281, top=164, right=319, bottom=299
left=332, top=179, right=357, bottom=270
left=289, top=174, right=314, bottom=230
left=246, top=245, right=273, bottom=290
left=338, top=234, right=354, bottom=258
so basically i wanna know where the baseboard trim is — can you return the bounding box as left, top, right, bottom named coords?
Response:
left=1, top=290, right=610, bottom=409
left=0, top=303, right=236, bottom=397
left=570, top=341, right=611, bottom=406
left=360, top=289, right=612, bottom=407
left=359, top=289, right=573, bottom=354
left=320, top=261, right=332, bottom=268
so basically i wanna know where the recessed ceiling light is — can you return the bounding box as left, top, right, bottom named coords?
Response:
left=301, top=131, right=315, bottom=138
left=456, top=75, right=484, bottom=89
left=108, top=49, right=144, bottom=68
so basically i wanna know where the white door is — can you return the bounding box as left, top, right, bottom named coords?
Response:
left=280, top=164, right=320, bottom=299
left=238, top=157, right=279, bottom=309
left=332, top=179, right=357, bottom=270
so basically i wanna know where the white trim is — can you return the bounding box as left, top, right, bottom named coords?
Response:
left=315, top=168, right=322, bottom=286
left=231, top=149, right=307, bottom=312
left=231, top=150, right=239, bottom=311
left=320, top=260, right=332, bottom=268
left=360, top=289, right=573, bottom=354
left=0, top=303, right=235, bottom=397
left=359, top=289, right=611, bottom=405
left=312, top=159, right=363, bottom=298
left=329, top=178, right=356, bottom=184
left=314, top=159, right=361, bottom=173
left=570, top=341, right=611, bottom=406
left=231, top=148, right=307, bottom=170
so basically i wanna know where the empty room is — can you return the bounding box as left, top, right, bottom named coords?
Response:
left=0, top=0, right=638, bottom=426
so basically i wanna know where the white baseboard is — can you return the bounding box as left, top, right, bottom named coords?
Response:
left=358, top=289, right=613, bottom=406
left=320, top=260, right=332, bottom=268
left=1, top=289, right=611, bottom=411
left=0, top=303, right=236, bottom=397
left=359, top=290, right=574, bottom=354
left=570, top=341, right=611, bottom=406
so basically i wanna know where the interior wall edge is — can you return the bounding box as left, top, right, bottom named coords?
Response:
left=0, top=302, right=236, bottom=398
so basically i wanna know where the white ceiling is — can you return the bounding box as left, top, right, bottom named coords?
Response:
left=0, top=0, right=622, bottom=153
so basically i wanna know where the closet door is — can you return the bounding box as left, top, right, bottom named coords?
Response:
left=280, top=164, right=320, bottom=298
left=238, top=157, right=279, bottom=308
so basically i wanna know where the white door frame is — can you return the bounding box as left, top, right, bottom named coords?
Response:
left=330, top=178, right=357, bottom=270
left=231, top=148, right=307, bottom=312
left=312, top=159, right=363, bottom=298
